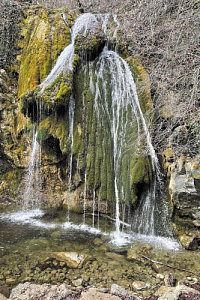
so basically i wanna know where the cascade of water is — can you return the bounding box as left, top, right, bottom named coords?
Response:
left=40, top=13, right=120, bottom=91
left=134, top=181, right=156, bottom=235
left=23, top=128, right=42, bottom=209
left=92, top=47, right=170, bottom=236
left=66, top=96, right=75, bottom=221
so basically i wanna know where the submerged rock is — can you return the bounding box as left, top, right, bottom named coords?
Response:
left=110, top=284, right=127, bottom=296
left=54, top=252, right=88, bottom=268
left=132, top=280, right=151, bottom=291
left=127, top=243, right=152, bottom=261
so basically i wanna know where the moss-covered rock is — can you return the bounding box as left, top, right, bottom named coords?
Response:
left=130, top=155, right=153, bottom=204
left=37, top=116, right=69, bottom=154
left=2, top=7, right=156, bottom=213
left=126, top=57, right=152, bottom=114
left=17, top=6, right=73, bottom=98
left=74, top=30, right=105, bottom=61
left=72, top=55, right=154, bottom=208
left=0, top=169, right=24, bottom=199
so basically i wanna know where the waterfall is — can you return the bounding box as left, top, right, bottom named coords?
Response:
left=39, top=13, right=120, bottom=91
left=23, top=128, right=42, bottom=209
left=91, top=47, right=171, bottom=237
left=35, top=12, right=171, bottom=238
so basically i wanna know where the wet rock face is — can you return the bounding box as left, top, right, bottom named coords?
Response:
left=0, top=68, right=27, bottom=200
left=0, top=0, right=199, bottom=246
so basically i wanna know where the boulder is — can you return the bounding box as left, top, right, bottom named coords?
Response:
left=0, top=293, right=7, bottom=300
left=110, top=284, right=127, bottom=296
left=110, top=284, right=139, bottom=298
left=157, top=284, right=200, bottom=300
left=80, top=288, right=121, bottom=300
left=9, top=283, right=74, bottom=300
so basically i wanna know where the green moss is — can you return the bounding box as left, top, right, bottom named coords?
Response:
left=131, top=156, right=152, bottom=185
left=38, top=127, right=50, bottom=141
left=130, top=155, right=153, bottom=204
left=37, top=118, right=53, bottom=141
left=19, top=98, right=24, bottom=111
left=126, top=57, right=152, bottom=114
left=0, top=169, right=24, bottom=198
left=55, top=82, right=71, bottom=101
left=55, top=119, right=69, bottom=154
left=91, top=36, right=97, bottom=47
left=72, top=54, right=80, bottom=69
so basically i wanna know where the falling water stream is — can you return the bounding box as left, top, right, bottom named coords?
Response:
left=91, top=48, right=171, bottom=239
left=23, top=128, right=42, bottom=209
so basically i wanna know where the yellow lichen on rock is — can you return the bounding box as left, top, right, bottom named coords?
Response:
left=126, top=57, right=152, bottom=113
left=17, top=7, right=72, bottom=98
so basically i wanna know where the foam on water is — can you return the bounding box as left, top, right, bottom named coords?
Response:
left=110, top=230, right=181, bottom=251
left=0, top=209, right=44, bottom=223
left=0, top=210, right=180, bottom=251
left=62, top=222, right=102, bottom=235
left=0, top=209, right=55, bottom=229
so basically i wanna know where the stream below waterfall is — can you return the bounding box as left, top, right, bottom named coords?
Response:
left=0, top=207, right=200, bottom=298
